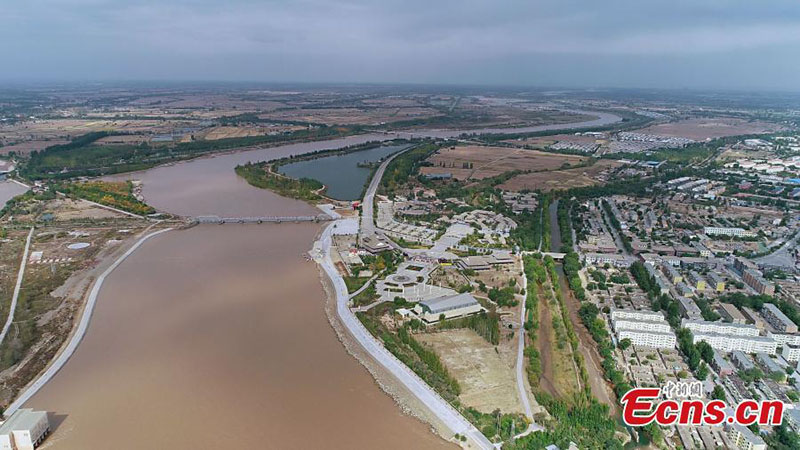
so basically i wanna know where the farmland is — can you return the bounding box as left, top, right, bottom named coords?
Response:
left=420, top=145, right=589, bottom=180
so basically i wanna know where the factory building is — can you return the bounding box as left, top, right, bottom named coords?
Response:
left=0, top=409, right=50, bottom=450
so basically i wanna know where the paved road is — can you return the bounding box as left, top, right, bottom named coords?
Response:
left=360, top=144, right=415, bottom=238
left=6, top=228, right=173, bottom=416
left=315, top=223, right=494, bottom=449
left=0, top=227, right=34, bottom=346
left=516, top=258, right=537, bottom=423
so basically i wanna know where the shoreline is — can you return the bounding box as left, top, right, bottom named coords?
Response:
left=316, top=262, right=456, bottom=443
left=5, top=225, right=173, bottom=415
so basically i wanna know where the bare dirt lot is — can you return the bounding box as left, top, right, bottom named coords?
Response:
left=499, top=159, right=623, bottom=192
left=421, top=146, right=588, bottom=181
left=416, top=328, right=523, bottom=414
left=635, top=117, right=784, bottom=141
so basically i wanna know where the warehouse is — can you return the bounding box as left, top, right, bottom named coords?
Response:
left=413, top=293, right=485, bottom=323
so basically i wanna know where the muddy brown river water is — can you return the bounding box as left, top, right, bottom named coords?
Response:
left=27, top=225, right=451, bottom=449
left=26, top=135, right=453, bottom=449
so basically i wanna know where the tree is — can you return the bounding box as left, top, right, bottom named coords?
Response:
left=697, top=341, right=714, bottom=364
left=711, top=385, right=726, bottom=401
left=696, top=363, right=709, bottom=381
left=619, top=338, right=632, bottom=351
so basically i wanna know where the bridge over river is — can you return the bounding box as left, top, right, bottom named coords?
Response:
left=193, top=214, right=333, bottom=224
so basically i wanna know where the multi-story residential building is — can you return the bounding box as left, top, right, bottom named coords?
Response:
left=726, top=423, right=766, bottom=450
left=742, top=307, right=767, bottom=330
left=761, top=303, right=798, bottom=333
left=613, top=319, right=673, bottom=334
left=767, top=331, right=800, bottom=348
left=617, top=329, right=677, bottom=349
left=675, top=282, right=695, bottom=298
left=611, top=309, right=667, bottom=322
left=707, top=272, right=725, bottom=292
left=582, top=253, right=635, bottom=267
left=677, top=297, right=703, bottom=320
left=718, top=303, right=746, bottom=324
left=691, top=332, right=777, bottom=355
left=742, top=269, right=775, bottom=295
left=711, top=350, right=734, bottom=377
left=661, top=264, right=682, bottom=283
left=704, top=227, right=757, bottom=238
left=731, top=350, right=756, bottom=371
left=782, top=345, right=800, bottom=362
left=688, top=271, right=706, bottom=291
left=682, top=319, right=760, bottom=337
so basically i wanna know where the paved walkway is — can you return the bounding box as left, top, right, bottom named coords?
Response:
left=316, top=222, right=494, bottom=449
left=6, top=228, right=173, bottom=416
left=0, top=227, right=34, bottom=346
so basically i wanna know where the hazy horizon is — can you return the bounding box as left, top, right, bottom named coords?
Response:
left=3, top=0, right=800, bottom=91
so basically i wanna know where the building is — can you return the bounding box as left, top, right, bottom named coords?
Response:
left=0, top=409, right=50, bottom=450
left=761, top=303, right=798, bottom=333
left=691, top=332, right=777, bottom=355
left=731, top=350, right=756, bottom=371
left=582, top=253, right=634, bottom=267
left=704, top=227, right=757, bottom=238
left=711, top=350, right=734, bottom=377
left=755, top=352, right=783, bottom=375
left=769, top=332, right=800, bottom=348
left=718, top=303, right=747, bottom=325
left=617, top=329, right=676, bottom=349
left=675, top=282, right=694, bottom=298
left=682, top=319, right=760, bottom=337
left=784, top=345, right=800, bottom=362
left=742, top=307, right=767, bottom=330
left=726, top=423, right=766, bottom=450
left=742, top=269, right=775, bottom=295
left=661, top=264, right=683, bottom=283
left=707, top=272, right=725, bottom=292
left=677, top=296, right=703, bottom=320
left=610, top=309, right=667, bottom=322
left=413, top=293, right=484, bottom=323
left=688, top=271, right=706, bottom=291
left=613, top=319, right=672, bottom=334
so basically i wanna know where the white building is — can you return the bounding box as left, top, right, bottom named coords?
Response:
left=618, top=329, right=676, bottom=349
left=583, top=253, right=635, bottom=268
left=768, top=331, right=800, bottom=348
left=0, top=409, right=50, bottom=450
left=613, top=319, right=672, bottom=334
left=412, top=293, right=485, bottom=323
left=611, top=309, right=667, bottom=322
left=703, top=227, right=757, bottom=238
left=782, top=345, right=800, bottom=362
left=691, top=332, right=777, bottom=355
left=681, top=319, right=760, bottom=337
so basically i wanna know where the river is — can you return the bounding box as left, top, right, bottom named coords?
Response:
left=22, top=111, right=623, bottom=448
left=26, top=225, right=450, bottom=449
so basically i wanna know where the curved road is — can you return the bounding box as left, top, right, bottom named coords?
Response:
left=316, top=222, right=494, bottom=449
left=6, top=228, right=173, bottom=416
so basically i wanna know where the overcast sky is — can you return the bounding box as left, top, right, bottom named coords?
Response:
left=3, top=0, right=800, bottom=90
